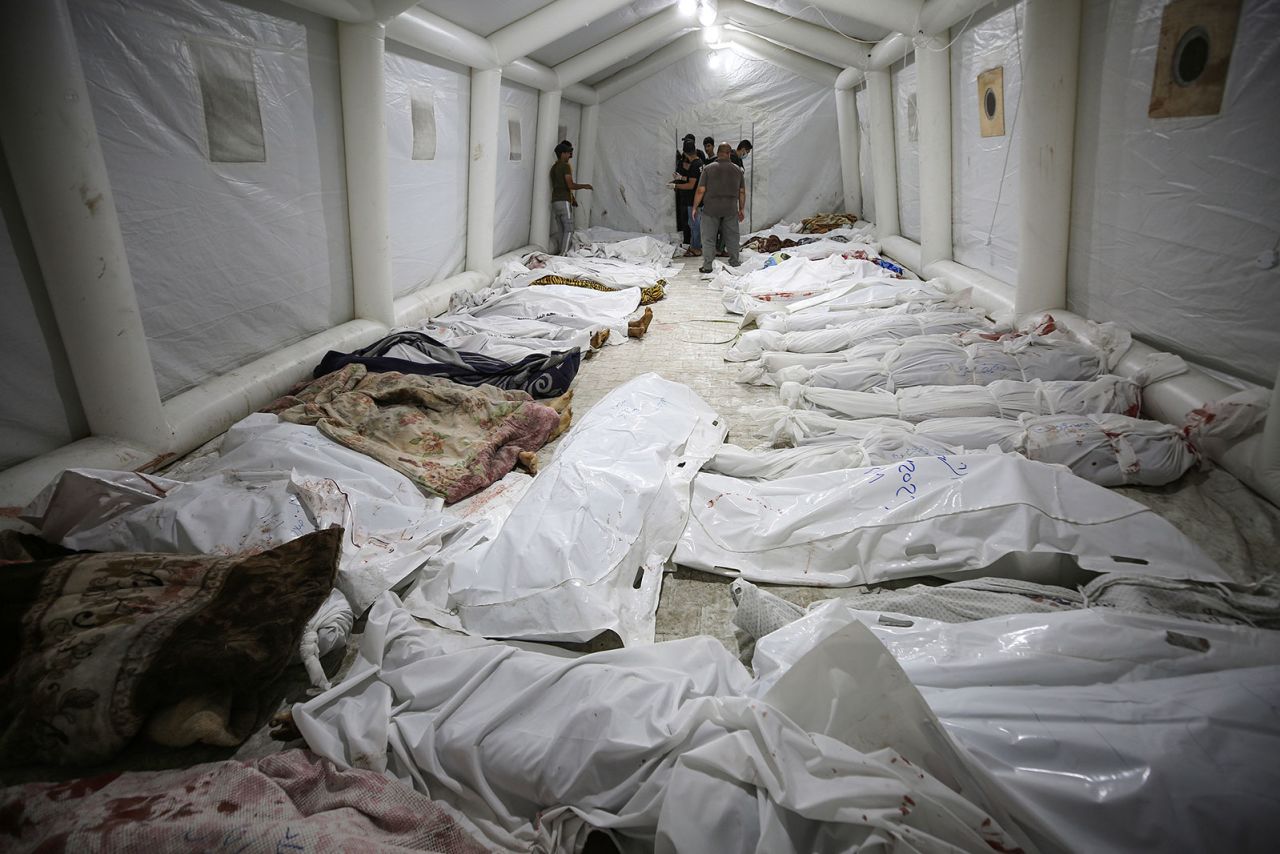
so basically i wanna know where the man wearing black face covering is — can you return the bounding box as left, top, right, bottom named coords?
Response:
left=674, top=133, right=697, bottom=246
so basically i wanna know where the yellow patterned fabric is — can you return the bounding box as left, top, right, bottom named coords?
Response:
left=797, top=213, right=860, bottom=234
left=531, top=274, right=666, bottom=305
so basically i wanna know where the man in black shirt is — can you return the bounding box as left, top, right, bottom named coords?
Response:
left=675, top=133, right=697, bottom=245
left=672, top=145, right=704, bottom=256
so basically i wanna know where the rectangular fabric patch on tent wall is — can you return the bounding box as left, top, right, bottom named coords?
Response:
left=189, top=39, right=266, bottom=163
left=410, top=84, right=437, bottom=161
left=508, top=114, right=522, bottom=161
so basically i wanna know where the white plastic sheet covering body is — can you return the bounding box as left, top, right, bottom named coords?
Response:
left=404, top=374, right=727, bottom=645
left=495, top=80, right=538, bottom=256
left=295, top=593, right=1027, bottom=854
left=22, top=414, right=465, bottom=614
left=726, top=309, right=992, bottom=361
left=67, top=0, right=354, bottom=398
left=675, top=453, right=1226, bottom=586
left=415, top=314, right=595, bottom=358
left=0, top=198, right=86, bottom=469
left=753, top=281, right=964, bottom=331
left=751, top=604, right=1280, bottom=853
left=758, top=332, right=1108, bottom=391
left=593, top=49, right=843, bottom=236
left=1069, top=0, right=1280, bottom=384
left=720, top=254, right=902, bottom=315
left=384, top=44, right=469, bottom=297
left=569, top=227, right=681, bottom=267
left=765, top=409, right=1198, bottom=486
left=465, top=283, right=641, bottom=345
left=498, top=252, right=675, bottom=291
left=951, top=1, right=1024, bottom=283
left=783, top=375, right=1143, bottom=421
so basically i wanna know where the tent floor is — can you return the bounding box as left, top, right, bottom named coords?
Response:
left=5, top=256, right=1277, bottom=786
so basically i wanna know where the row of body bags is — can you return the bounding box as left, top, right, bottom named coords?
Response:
left=292, top=588, right=1280, bottom=853
left=19, top=373, right=1238, bottom=645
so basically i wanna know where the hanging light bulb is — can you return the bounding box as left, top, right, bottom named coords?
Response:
left=708, top=48, right=723, bottom=71
left=677, top=0, right=697, bottom=16
left=696, top=0, right=718, bottom=28
left=702, top=24, right=722, bottom=44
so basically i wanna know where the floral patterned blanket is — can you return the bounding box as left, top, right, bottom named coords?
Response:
left=0, top=529, right=340, bottom=768
left=266, top=365, right=562, bottom=504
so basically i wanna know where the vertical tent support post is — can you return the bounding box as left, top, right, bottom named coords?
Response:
left=834, top=86, right=863, bottom=215
left=866, top=68, right=899, bottom=239
left=916, top=36, right=953, bottom=268
left=0, top=0, right=169, bottom=450
left=338, top=21, right=395, bottom=326
left=529, top=88, right=563, bottom=251
left=576, top=102, right=600, bottom=228
left=1015, top=0, right=1081, bottom=317
left=466, top=67, right=502, bottom=274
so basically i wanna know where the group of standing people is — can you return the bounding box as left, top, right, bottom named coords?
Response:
left=545, top=133, right=752, bottom=272
left=672, top=135, right=752, bottom=272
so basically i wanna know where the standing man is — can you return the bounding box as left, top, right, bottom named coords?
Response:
left=702, top=136, right=716, bottom=163
left=733, top=138, right=752, bottom=168
left=671, top=143, right=704, bottom=257
left=692, top=142, right=746, bottom=273
left=550, top=140, right=592, bottom=255
left=675, top=133, right=696, bottom=245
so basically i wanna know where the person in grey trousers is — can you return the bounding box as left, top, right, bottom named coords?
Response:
left=691, top=142, right=746, bottom=273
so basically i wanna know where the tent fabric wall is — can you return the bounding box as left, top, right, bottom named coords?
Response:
left=68, top=0, right=354, bottom=399
left=892, top=57, right=920, bottom=242
left=855, top=85, right=875, bottom=225
left=1068, top=0, right=1280, bottom=385
left=950, top=1, right=1023, bottom=285
left=0, top=183, right=88, bottom=470
left=592, top=50, right=843, bottom=236
left=558, top=100, right=583, bottom=150
left=495, top=80, right=538, bottom=257
left=384, top=44, right=469, bottom=297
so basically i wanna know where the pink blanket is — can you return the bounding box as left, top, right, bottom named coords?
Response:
left=0, top=750, right=488, bottom=853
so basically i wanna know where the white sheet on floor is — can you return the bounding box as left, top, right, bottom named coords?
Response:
left=674, top=453, right=1226, bottom=586
left=749, top=603, right=1280, bottom=854
left=570, top=230, right=681, bottom=268
left=742, top=332, right=1109, bottom=390
left=422, top=313, right=597, bottom=352
left=755, top=289, right=968, bottom=332
left=21, top=414, right=466, bottom=613
left=499, top=253, right=675, bottom=290
left=726, top=310, right=993, bottom=361
left=293, top=592, right=1028, bottom=854
left=765, top=410, right=1199, bottom=487
left=466, top=283, right=641, bottom=346
left=719, top=255, right=898, bottom=315
left=401, top=374, right=726, bottom=645
left=782, top=376, right=1144, bottom=421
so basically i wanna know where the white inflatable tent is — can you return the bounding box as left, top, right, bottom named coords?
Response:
left=2, top=2, right=1279, bottom=850
left=1, top=0, right=1276, bottom=510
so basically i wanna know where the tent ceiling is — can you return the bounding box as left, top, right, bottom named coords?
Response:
left=415, top=0, right=548, bottom=37
left=527, top=0, right=672, bottom=67
left=414, top=1, right=889, bottom=85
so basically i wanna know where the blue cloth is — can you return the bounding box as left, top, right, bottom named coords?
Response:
left=315, top=332, right=581, bottom=398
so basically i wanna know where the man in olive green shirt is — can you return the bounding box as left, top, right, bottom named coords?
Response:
left=550, top=140, right=592, bottom=254
left=692, top=142, right=746, bottom=272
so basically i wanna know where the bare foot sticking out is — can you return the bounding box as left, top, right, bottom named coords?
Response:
left=548, top=389, right=574, bottom=414
left=548, top=406, right=573, bottom=440
left=517, top=450, right=540, bottom=474
left=590, top=328, right=610, bottom=349
left=628, top=307, right=654, bottom=338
